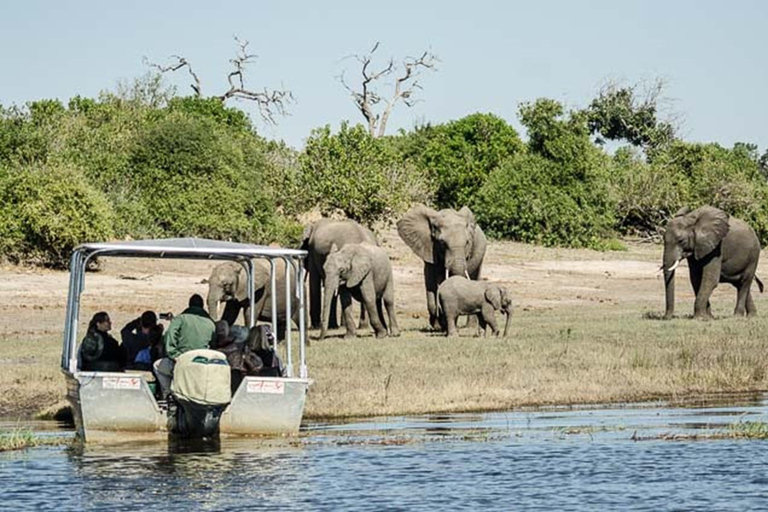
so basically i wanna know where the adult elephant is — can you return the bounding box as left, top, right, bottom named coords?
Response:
left=301, top=218, right=378, bottom=329
left=206, top=259, right=300, bottom=340
left=320, top=243, right=399, bottom=340
left=397, top=204, right=487, bottom=329
left=662, top=206, right=763, bottom=319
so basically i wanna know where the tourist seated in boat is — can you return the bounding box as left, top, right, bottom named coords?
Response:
left=131, top=323, right=165, bottom=371
left=213, top=320, right=264, bottom=393
left=246, top=325, right=284, bottom=377
left=80, top=312, right=126, bottom=372
left=120, top=310, right=159, bottom=368
left=153, top=294, right=216, bottom=400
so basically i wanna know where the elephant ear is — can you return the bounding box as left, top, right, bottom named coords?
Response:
left=301, top=223, right=314, bottom=250
left=693, top=207, right=730, bottom=260
left=458, top=206, right=476, bottom=231
left=485, top=286, right=502, bottom=310
left=346, top=248, right=371, bottom=288
left=397, top=204, right=438, bottom=264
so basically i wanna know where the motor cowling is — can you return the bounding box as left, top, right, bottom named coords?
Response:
left=170, top=349, right=231, bottom=438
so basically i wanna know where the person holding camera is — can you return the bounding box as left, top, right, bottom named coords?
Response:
left=120, top=310, right=160, bottom=368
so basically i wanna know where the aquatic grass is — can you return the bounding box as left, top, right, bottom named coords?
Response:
left=0, top=427, right=70, bottom=452
left=724, top=418, right=768, bottom=439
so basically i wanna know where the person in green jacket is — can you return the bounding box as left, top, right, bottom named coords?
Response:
left=153, top=294, right=216, bottom=400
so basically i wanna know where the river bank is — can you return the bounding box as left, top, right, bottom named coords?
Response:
left=1, top=230, right=767, bottom=420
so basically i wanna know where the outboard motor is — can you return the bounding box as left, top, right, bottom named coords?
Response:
left=169, top=349, right=231, bottom=438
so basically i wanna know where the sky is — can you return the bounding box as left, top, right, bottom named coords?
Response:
left=1, top=0, right=766, bottom=149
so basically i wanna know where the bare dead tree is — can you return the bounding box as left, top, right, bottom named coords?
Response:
left=339, top=42, right=438, bottom=137
left=144, top=55, right=202, bottom=97
left=144, top=36, right=293, bottom=124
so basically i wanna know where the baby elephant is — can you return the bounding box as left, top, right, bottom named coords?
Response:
left=321, top=242, right=399, bottom=340
left=437, top=276, right=513, bottom=338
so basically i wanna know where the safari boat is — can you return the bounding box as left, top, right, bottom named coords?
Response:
left=60, top=238, right=311, bottom=441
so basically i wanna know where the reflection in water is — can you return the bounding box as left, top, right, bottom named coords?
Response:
left=2, top=396, right=768, bottom=510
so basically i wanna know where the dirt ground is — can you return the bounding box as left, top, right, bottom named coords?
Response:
left=0, top=228, right=765, bottom=418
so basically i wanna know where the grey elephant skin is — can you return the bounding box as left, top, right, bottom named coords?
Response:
left=437, top=276, right=513, bottom=337
left=397, top=205, right=487, bottom=329
left=662, top=206, right=763, bottom=319
left=301, top=218, right=378, bottom=329
left=206, top=260, right=300, bottom=340
left=320, top=242, right=399, bottom=340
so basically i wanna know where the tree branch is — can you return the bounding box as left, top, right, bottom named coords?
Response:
left=144, top=36, right=293, bottom=124
left=339, top=42, right=438, bottom=137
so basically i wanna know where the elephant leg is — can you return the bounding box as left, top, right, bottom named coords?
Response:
left=694, top=262, right=719, bottom=320
left=329, top=293, right=340, bottom=330
left=735, top=279, right=752, bottom=317
left=383, top=280, right=399, bottom=337
left=475, top=314, right=487, bottom=337
left=481, top=304, right=499, bottom=336
left=309, top=268, right=322, bottom=329
left=425, top=263, right=445, bottom=330
left=465, top=263, right=484, bottom=331
left=376, top=297, right=388, bottom=332
left=339, top=290, right=356, bottom=339
left=358, top=304, right=370, bottom=330
left=360, top=281, right=387, bottom=338
left=688, top=267, right=712, bottom=318
left=746, top=289, right=757, bottom=316
left=445, top=312, right=459, bottom=338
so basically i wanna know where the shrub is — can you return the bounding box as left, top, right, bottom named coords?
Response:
left=300, top=122, right=433, bottom=227
left=615, top=141, right=768, bottom=242
left=0, top=163, right=115, bottom=266
left=126, top=112, right=290, bottom=242
left=400, top=113, right=523, bottom=209
left=474, top=153, right=616, bottom=249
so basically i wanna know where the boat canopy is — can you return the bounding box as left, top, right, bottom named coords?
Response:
left=72, top=237, right=307, bottom=259
left=62, top=237, right=308, bottom=378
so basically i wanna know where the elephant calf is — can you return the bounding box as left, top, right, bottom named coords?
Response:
left=321, top=242, right=399, bottom=340
left=437, top=276, right=513, bottom=338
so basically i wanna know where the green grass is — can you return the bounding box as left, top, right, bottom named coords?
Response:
left=0, top=428, right=71, bottom=452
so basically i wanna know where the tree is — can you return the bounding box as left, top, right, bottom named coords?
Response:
left=299, top=122, right=432, bottom=226
left=401, top=113, right=523, bottom=209
left=145, top=36, right=292, bottom=124
left=339, top=42, right=438, bottom=138
left=585, top=79, right=677, bottom=155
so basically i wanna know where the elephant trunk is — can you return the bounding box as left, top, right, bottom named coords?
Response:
left=320, top=276, right=339, bottom=340
left=502, top=310, right=512, bottom=338
left=444, top=248, right=468, bottom=278
left=207, top=290, right=221, bottom=320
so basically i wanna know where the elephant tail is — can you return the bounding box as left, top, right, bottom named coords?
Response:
left=756, top=276, right=764, bottom=293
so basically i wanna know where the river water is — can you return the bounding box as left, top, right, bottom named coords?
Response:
left=2, top=396, right=768, bottom=511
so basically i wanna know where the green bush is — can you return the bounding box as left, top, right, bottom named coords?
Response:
left=126, top=112, right=291, bottom=242
left=613, top=141, right=768, bottom=242
left=610, top=146, right=690, bottom=234
left=474, top=153, right=616, bottom=249
left=0, top=163, right=115, bottom=266
left=400, top=113, right=523, bottom=209
left=300, top=122, right=433, bottom=227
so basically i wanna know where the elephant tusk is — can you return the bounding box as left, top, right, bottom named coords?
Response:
left=656, top=264, right=665, bottom=274
left=464, top=270, right=470, bottom=279
left=666, top=260, right=681, bottom=273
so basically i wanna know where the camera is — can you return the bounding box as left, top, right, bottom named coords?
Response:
left=159, top=312, right=173, bottom=321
